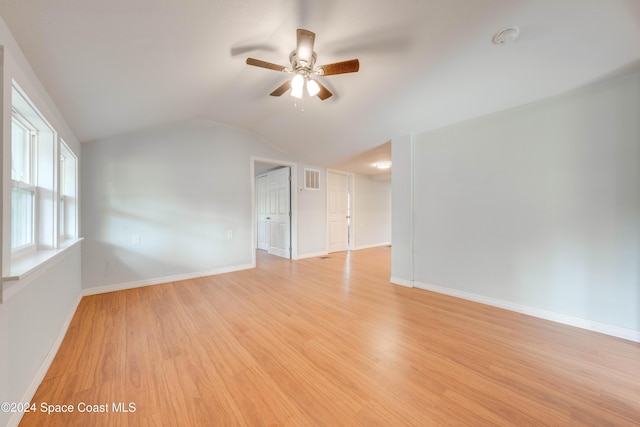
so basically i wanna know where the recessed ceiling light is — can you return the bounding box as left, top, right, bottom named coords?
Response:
left=374, top=161, right=392, bottom=169
left=493, top=26, right=520, bottom=45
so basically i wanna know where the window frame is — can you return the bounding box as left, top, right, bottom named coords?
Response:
left=10, top=111, right=38, bottom=253
left=58, top=140, right=78, bottom=242
left=2, top=80, right=83, bottom=303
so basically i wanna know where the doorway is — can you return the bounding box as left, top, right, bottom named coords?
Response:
left=327, top=170, right=352, bottom=253
left=252, top=158, right=296, bottom=263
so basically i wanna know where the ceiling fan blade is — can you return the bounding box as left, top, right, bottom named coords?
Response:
left=315, top=81, right=333, bottom=100
left=232, top=44, right=278, bottom=57
left=270, top=80, right=291, bottom=97
left=246, top=58, right=288, bottom=72
left=296, top=28, right=316, bottom=64
left=316, top=59, right=360, bottom=76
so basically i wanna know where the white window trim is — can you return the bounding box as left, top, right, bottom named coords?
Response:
left=10, top=114, right=38, bottom=252
left=2, top=81, right=82, bottom=303
left=10, top=179, right=38, bottom=254
left=2, top=238, right=83, bottom=303
left=58, top=139, right=78, bottom=242
left=11, top=114, right=37, bottom=185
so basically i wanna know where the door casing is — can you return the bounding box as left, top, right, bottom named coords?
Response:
left=251, top=157, right=297, bottom=265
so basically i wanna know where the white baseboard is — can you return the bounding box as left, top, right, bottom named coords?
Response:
left=390, top=277, right=414, bottom=288
left=413, top=280, right=640, bottom=343
left=82, top=263, right=255, bottom=296
left=296, top=251, right=329, bottom=260
left=351, top=242, right=391, bottom=251
left=8, top=291, right=83, bottom=427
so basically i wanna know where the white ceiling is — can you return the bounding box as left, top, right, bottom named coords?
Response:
left=1, top=0, right=639, bottom=175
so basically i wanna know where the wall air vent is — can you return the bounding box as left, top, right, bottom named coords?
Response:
left=304, top=169, right=320, bottom=190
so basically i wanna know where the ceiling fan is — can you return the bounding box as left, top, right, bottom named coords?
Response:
left=246, top=29, right=360, bottom=101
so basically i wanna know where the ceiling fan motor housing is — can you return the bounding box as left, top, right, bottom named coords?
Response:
left=289, top=50, right=317, bottom=74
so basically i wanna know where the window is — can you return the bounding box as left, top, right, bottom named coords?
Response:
left=59, top=141, right=78, bottom=241
left=10, top=81, right=72, bottom=256
left=11, top=116, right=33, bottom=183
left=11, top=114, right=37, bottom=251
left=3, top=81, right=81, bottom=293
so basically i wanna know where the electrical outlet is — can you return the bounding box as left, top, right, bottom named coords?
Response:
left=131, top=234, right=141, bottom=245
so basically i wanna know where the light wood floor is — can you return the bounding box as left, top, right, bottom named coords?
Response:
left=20, top=247, right=640, bottom=426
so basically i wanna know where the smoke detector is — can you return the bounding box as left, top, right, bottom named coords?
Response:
left=493, top=26, right=520, bottom=45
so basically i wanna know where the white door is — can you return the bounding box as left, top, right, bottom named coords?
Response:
left=267, top=167, right=291, bottom=258
left=328, top=171, right=349, bottom=253
left=256, top=174, right=269, bottom=250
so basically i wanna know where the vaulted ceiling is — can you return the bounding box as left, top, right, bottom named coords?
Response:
left=1, top=0, right=639, bottom=175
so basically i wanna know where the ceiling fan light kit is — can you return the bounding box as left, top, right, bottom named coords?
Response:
left=306, top=79, right=321, bottom=97
left=291, top=74, right=304, bottom=98
left=246, top=28, right=360, bottom=101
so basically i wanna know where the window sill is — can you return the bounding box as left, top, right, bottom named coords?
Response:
left=2, top=238, right=83, bottom=302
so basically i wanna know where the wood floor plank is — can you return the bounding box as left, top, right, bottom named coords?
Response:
left=19, top=247, right=640, bottom=426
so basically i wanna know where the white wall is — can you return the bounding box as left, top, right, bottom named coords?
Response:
left=296, top=165, right=327, bottom=258
left=271, top=165, right=394, bottom=258
left=295, top=168, right=392, bottom=257
left=352, top=174, right=391, bottom=250
left=392, top=71, right=640, bottom=339
left=0, top=16, right=82, bottom=427
left=81, top=120, right=293, bottom=290
left=391, top=134, right=414, bottom=286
